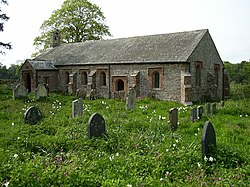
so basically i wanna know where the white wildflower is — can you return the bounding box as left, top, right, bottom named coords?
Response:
left=13, top=154, right=18, bottom=158
left=160, top=178, right=164, bottom=182
left=173, top=144, right=176, bottom=147
left=197, top=162, right=201, bottom=167
left=11, top=123, right=14, bottom=126
left=127, top=185, right=132, bottom=187
left=195, top=133, right=197, bottom=136
left=209, top=156, right=213, bottom=162
left=204, top=156, right=208, bottom=162
left=116, top=153, right=119, bottom=157
left=240, top=115, right=242, bottom=117
left=3, top=181, right=10, bottom=187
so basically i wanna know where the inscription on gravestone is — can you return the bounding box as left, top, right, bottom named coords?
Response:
left=202, top=121, right=216, bottom=158
left=126, top=87, right=136, bottom=110
left=24, top=106, right=43, bottom=124
left=88, top=113, right=106, bottom=139
left=169, top=108, right=178, bottom=130
left=72, top=99, right=83, bottom=118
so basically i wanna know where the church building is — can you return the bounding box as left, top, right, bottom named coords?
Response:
left=20, top=29, right=224, bottom=104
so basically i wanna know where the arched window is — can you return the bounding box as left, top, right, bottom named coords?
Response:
left=100, top=71, right=106, bottom=86
left=195, top=64, right=201, bottom=86
left=117, top=80, right=124, bottom=91
left=81, top=72, right=88, bottom=85
left=152, top=71, right=160, bottom=88
left=65, top=72, right=70, bottom=84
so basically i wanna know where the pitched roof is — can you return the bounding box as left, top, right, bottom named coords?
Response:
left=27, top=60, right=57, bottom=70
left=34, top=29, right=208, bottom=65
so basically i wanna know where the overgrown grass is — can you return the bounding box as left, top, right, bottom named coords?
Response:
left=0, top=86, right=249, bottom=186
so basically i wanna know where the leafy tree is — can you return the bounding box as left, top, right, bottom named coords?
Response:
left=0, top=0, right=12, bottom=54
left=33, top=0, right=111, bottom=53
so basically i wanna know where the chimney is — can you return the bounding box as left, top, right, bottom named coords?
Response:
left=51, top=29, right=60, bottom=47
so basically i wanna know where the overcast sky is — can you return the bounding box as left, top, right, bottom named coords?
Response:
left=1, top=0, right=250, bottom=67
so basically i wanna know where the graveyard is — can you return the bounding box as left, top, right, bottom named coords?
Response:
left=0, top=84, right=249, bottom=186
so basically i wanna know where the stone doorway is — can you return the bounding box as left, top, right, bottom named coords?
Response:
left=24, top=73, right=32, bottom=93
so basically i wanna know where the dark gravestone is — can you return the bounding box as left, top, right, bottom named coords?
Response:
left=191, top=107, right=197, bottom=122
left=169, top=108, right=178, bottom=130
left=202, top=121, right=216, bottom=158
left=88, top=113, right=106, bottom=139
left=24, top=106, right=43, bottom=124
left=212, top=103, right=216, bottom=114
left=206, top=103, right=210, bottom=115
left=197, top=106, right=203, bottom=119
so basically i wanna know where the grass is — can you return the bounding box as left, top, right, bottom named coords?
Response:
left=0, top=85, right=249, bottom=186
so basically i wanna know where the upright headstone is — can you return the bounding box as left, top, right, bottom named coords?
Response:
left=88, top=113, right=106, bottom=139
left=206, top=103, right=210, bottom=115
left=24, top=106, right=43, bottom=124
left=72, top=99, right=83, bottom=118
left=169, top=108, right=178, bottom=130
left=212, top=103, right=216, bottom=115
left=202, top=121, right=216, bottom=158
left=13, top=84, right=28, bottom=99
left=125, top=87, right=136, bottom=110
left=197, top=106, right=203, bottom=119
left=191, top=107, right=197, bottom=122
left=35, top=83, right=48, bottom=100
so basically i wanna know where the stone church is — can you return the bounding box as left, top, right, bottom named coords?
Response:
left=20, top=29, right=224, bottom=104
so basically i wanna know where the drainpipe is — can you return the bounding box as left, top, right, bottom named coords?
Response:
left=108, top=64, right=111, bottom=99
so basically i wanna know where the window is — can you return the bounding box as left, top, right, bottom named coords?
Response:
left=100, top=71, right=106, bottom=86
left=214, top=64, right=220, bottom=85
left=65, top=72, right=70, bottom=84
left=81, top=72, right=88, bottom=85
left=152, top=71, right=160, bottom=88
left=195, top=64, right=202, bottom=86
left=117, top=79, right=124, bottom=91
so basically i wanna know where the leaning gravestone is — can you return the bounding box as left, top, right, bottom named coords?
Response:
left=24, top=106, right=43, bottom=124
left=13, top=84, right=28, bottom=99
left=191, top=107, right=197, bottom=122
left=35, top=83, right=48, bottom=100
left=212, top=103, right=216, bottom=115
left=125, top=87, right=136, bottom=110
left=169, top=108, right=178, bottom=130
left=205, top=103, right=210, bottom=115
left=202, top=121, right=216, bottom=158
left=72, top=99, right=83, bottom=118
left=88, top=113, right=106, bottom=139
left=197, top=106, right=203, bottom=119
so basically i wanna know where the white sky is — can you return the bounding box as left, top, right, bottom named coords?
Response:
left=1, top=0, right=250, bottom=67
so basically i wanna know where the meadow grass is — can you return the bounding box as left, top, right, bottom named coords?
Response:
left=0, top=85, right=249, bottom=186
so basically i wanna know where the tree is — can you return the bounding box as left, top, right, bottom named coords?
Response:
left=0, top=0, right=12, bottom=54
left=33, top=0, right=111, bottom=53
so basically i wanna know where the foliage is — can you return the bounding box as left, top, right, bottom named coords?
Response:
left=0, top=63, right=20, bottom=80
left=33, top=0, right=111, bottom=53
left=0, top=0, right=12, bottom=54
left=0, top=86, right=249, bottom=186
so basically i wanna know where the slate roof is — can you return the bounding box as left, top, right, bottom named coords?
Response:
left=27, top=60, right=57, bottom=70
left=34, top=29, right=208, bottom=66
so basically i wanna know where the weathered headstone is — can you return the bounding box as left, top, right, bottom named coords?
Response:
left=24, top=106, right=43, bottom=124
left=205, top=103, right=210, bottom=115
left=76, top=88, right=87, bottom=99
left=35, top=83, right=48, bottom=100
left=202, top=121, right=216, bottom=158
left=212, top=103, right=216, bottom=114
left=169, top=108, right=178, bottom=130
left=191, top=107, right=197, bottom=122
left=72, top=99, right=83, bottom=118
left=89, top=89, right=96, bottom=100
left=13, top=84, right=28, bottom=99
left=88, top=113, right=106, bottom=139
left=197, top=106, right=203, bottom=119
left=125, top=87, right=136, bottom=110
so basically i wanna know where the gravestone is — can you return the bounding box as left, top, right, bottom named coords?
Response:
left=169, top=108, right=178, bottom=130
left=24, top=106, right=43, bottom=124
left=206, top=103, right=210, bottom=115
left=88, top=113, right=106, bottom=139
left=197, top=106, right=203, bottom=119
left=76, top=88, right=87, bottom=99
left=35, top=83, right=48, bottom=100
left=89, top=89, right=96, bottom=100
left=13, top=84, right=28, bottom=99
left=125, top=87, right=136, bottom=110
left=72, top=99, right=83, bottom=118
left=191, top=107, right=197, bottom=122
left=202, top=121, right=216, bottom=158
left=212, top=103, right=216, bottom=114
left=221, top=100, right=225, bottom=108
